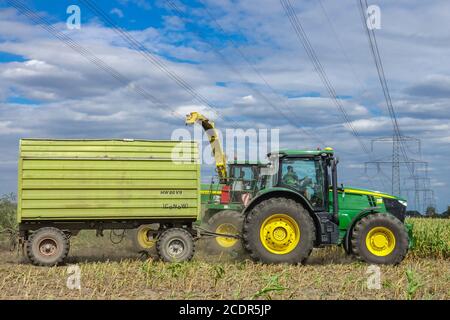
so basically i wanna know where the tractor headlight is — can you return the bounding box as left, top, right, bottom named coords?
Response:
left=398, top=200, right=408, bottom=207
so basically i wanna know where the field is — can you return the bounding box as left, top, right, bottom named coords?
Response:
left=0, top=218, right=449, bottom=300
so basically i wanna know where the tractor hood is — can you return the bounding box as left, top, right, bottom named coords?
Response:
left=342, top=186, right=407, bottom=202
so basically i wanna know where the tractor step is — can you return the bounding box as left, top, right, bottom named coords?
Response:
left=316, top=212, right=339, bottom=245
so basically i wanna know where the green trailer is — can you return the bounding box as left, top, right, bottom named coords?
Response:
left=17, top=139, right=201, bottom=266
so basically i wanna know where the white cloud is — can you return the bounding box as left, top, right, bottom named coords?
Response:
left=0, top=2, right=449, bottom=211
left=110, top=8, right=124, bottom=18
left=240, top=95, right=256, bottom=104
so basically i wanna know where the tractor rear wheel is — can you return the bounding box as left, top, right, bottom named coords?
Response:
left=157, top=228, right=195, bottom=262
left=243, top=198, right=315, bottom=264
left=26, top=227, right=70, bottom=266
left=351, top=213, right=408, bottom=265
left=206, top=210, right=244, bottom=255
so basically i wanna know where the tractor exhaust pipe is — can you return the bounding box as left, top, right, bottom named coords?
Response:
left=332, top=158, right=339, bottom=222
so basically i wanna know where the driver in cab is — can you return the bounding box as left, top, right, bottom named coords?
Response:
left=282, top=165, right=311, bottom=199
left=282, top=165, right=299, bottom=185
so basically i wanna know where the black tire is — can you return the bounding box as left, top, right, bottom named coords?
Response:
left=157, top=228, right=195, bottom=262
left=131, top=224, right=157, bottom=253
left=206, top=210, right=244, bottom=255
left=343, top=233, right=354, bottom=255
left=351, top=213, right=408, bottom=265
left=26, top=227, right=70, bottom=266
left=243, top=198, right=315, bottom=264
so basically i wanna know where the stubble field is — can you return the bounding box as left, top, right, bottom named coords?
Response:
left=0, top=218, right=448, bottom=300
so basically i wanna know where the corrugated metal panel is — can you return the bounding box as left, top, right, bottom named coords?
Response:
left=18, top=139, right=200, bottom=222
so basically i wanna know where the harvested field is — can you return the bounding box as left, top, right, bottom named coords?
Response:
left=0, top=218, right=448, bottom=300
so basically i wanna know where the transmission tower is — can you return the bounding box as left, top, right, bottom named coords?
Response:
left=403, top=175, right=433, bottom=213
left=366, top=136, right=423, bottom=196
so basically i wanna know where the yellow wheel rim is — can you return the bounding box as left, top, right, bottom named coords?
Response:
left=365, top=226, right=396, bottom=256
left=215, top=223, right=239, bottom=248
left=259, top=214, right=300, bottom=255
left=137, top=226, right=156, bottom=249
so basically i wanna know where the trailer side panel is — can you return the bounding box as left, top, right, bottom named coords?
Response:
left=17, top=139, right=200, bottom=222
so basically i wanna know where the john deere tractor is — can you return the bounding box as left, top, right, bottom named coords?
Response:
left=242, top=148, right=411, bottom=264
left=184, top=112, right=411, bottom=264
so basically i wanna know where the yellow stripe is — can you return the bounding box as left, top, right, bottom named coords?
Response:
left=344, top=188, right=396, bottom=199
left=200, top=190, right=222, bottom=195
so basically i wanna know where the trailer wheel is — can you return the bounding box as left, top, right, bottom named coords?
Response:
left=206, top=210, right=244, bottom=255
left=26, top=227, right=70, bottom=266
left=243, top=198, right=315, bottom=264
left=157, top=228, right=195, bottom=262
left=351, top=213, right=408, bottom=265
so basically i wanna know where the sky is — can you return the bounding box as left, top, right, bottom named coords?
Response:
left=0, top=0, right=449, bottom=212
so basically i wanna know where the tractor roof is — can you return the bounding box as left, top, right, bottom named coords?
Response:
left=228, top=160, right=268, bottom=165
left=273, top=147, right=335, bottom=157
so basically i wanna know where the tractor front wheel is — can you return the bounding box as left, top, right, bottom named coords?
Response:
left=243, top=198, right=315, bottom=264
left=351, top=213, right=408, bottom=265
left=206, top=210, right=244, bottom=255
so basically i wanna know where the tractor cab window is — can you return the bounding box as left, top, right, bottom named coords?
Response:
left=231, top=166, right=253, bottom=180
left=280, top=158, right=325, bottom=208
left=231, top=165, right=254, bottom=191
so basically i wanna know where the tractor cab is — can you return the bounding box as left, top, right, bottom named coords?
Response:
left=203, top=161, right=268, bottom=206
left=228, top=161, right=266, bottom=199
left=260, top=147, right=339, bottom=217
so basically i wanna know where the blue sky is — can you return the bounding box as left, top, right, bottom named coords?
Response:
left=0, top=0, right=449, bottom=212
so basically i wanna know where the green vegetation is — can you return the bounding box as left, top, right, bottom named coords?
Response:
left=251, top=272, right=287, bottom=300
left=407, top=217, right=450, bottom=258
left=0, top=194, right=17, bottom=250
left=0, top=194, right=16, bottom=231
left=405, top=268, right=423, bottom=300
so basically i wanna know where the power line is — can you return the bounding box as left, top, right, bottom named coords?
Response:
left=279, top=0, right=386, bottom=191
left=318, top=0, right=367, bottom=92
left=280, top=0, right=372, bottom=157
left=80, top=0, right=242, bottom=128
left=357, top=1, right=413, bottom=168
left=165, top=0, right=326, bottom=146
left=6, top=0, right=185, bottom=123
left=356, top=0, right=426, bottom=198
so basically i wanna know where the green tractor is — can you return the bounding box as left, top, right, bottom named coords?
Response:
left=241, top=148, right=411, bottom=264
left=186, top=111, right=411, bottom=264
left=201, top=160, right=266, bottom=254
